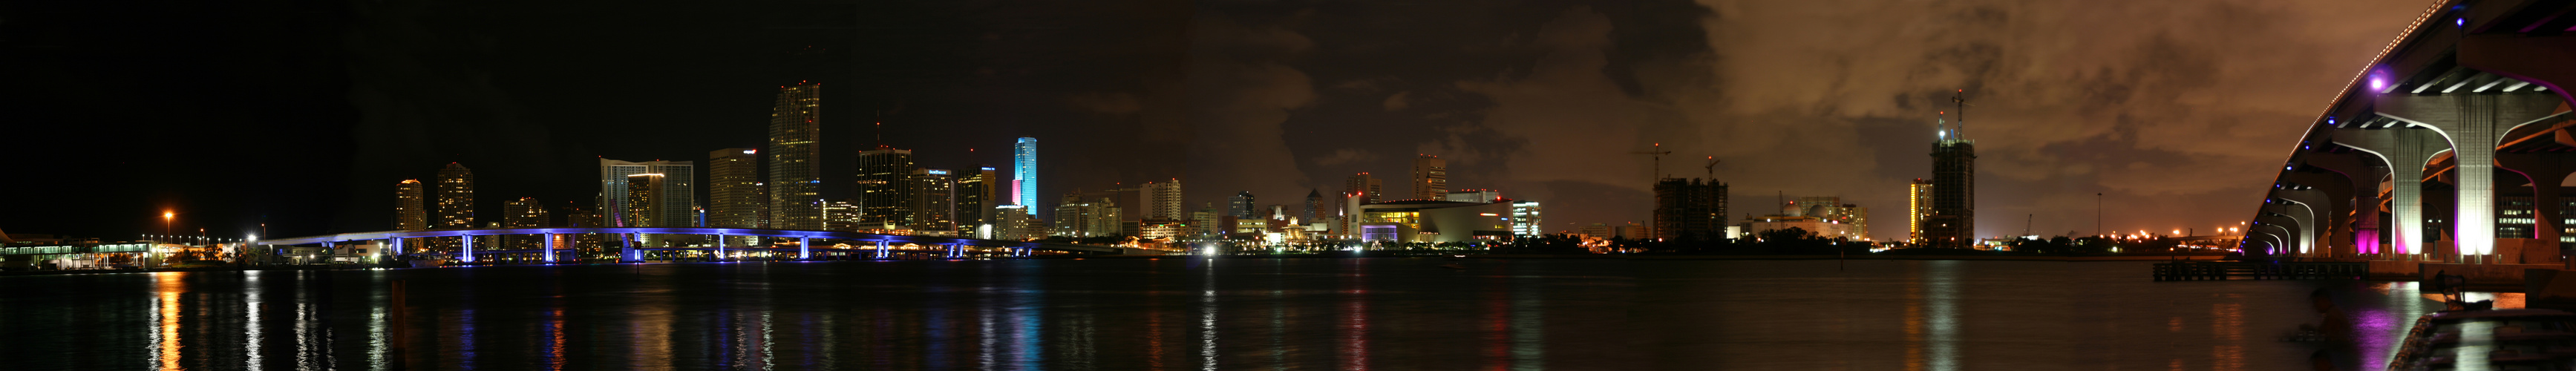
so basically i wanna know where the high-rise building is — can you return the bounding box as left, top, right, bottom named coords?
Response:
left=1511, top=200, right=1543, bottom=236
left=1304, top=189, right=1325, bottom=223
left=1653, top=177, right=1728, bottom=241
left=435, top=163, right=475, bottom=229
left=1412, top=154, right=1448, bottom=200
left=1054, top=193, right=1122, bottom=237
left=395, top=180, right=428, bottom=231
left=709, top=148, right=763, bottom=230
left=1928, top=111, right=1977, bottom=247
left=1142, top=179, right=1183, bottom=220
left=910, top=168, right=957, bottom=234
left=993, top=205, right=1042, bottom=240
left=1345, top=172, right=1383, bottom=205
left=823, top=200, right=860, bottom=232
left=624, top=174, right=666, bottom=228
left=859, top=145, right=918, bottom=228
left=1909, top=179, right=1934, bottom=244
left=768, top=82, right=823, bottom=230
left=504, top=197, right=549, bottom=250
left=1013, top=137, right=1039, bottom=216
left=1228, top=191, right=1256, bottom=218
left=564, top=205, right=607, bottom=257
left=1191, top=203, right=1219, bottom=237
left=958, top=166, right=998, bottom=235
left=598, top=159, right=696, bottom=228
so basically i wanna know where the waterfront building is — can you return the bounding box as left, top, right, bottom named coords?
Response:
left=1653, top=177, right=1728, bottom=241
left=859, top=145, right=918, bottom=228
left=1228, top=191, right=1256, bottom=218
left=1511, top=200, right=1543, bottom=237
left=395, top=180, right=428, bottom=231
left=1445, top=189, right=1502, bottom=203
left=1742, top=213, right=1866, bottom=240
left=1142, top=179, right=1183, bottom=221
left=710, top=148, right=762, bottom=229
left=436, top=162, right=475, bottom=229
left=910, top=168, right=957, bottom=234
left=1786, top=196, right=1869, bottom=240
left=1575, top=223, right=1611, bottom=239
left=768, top=82, right=823, bottom=231
left=1013, top=137, right=1038, bottom=216
left=1412, top=154, right=1448, bottom=200
left=1909, top=178, right=1933, bottom=244
left=1053, top=193, right=1122, bottom=237
left=624, top=174, right=666, bottom=228
left=993, top=205, right=1042, bottom=240
left=1191, top=203, right=1219, bottom=237
left=598, top=159, right=696, bottom=228
left=1138, top=220, right=1187, bottom=240
left=1354, top=200, right=1515, bottom=243
left=822, top=200, right=860, bottom=232
left=504, top=197, right=548, bottom=249
left=958, top=167, right=997, bottom=236
left=1927, top=111, right=1978, bottom=248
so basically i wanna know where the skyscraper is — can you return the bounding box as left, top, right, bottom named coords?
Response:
left=504, top=197, right=549, bottom=250
left=625, top=174, right=666, bottom=228
left=1928, top=108, right=1977, bottom=247
left=823, top=200, right=860, bottom=232
left=1054, top=192, right=1121, bottom=237
left=394, top=180, right=428, bottom=231
left=1511, top=200, right=1543, bottom=236
left=911, top=168, right=957, bottom=234
left=1013, top=137, right=1039, bottom=216
left=1142, top=179, right=1183, bottom=221
left=859, top=145, right=918, bottom=228
left=1412, top=154, right=1447, bottom=200
left=768, top=82, right=823, bottom=230
left=436, top=163, right=475, bottom=229
left=1345, top=172, right=1382, bottom=204
left=958, top=166, right=997, bottom=235
left=709, top=148, right=764, bottom=231
left=1304, top=189, right=1324, bottom=223
left=1909, top=178, right=1934, bottom=244
left=1228, top=191, right=1256, bottom=218
left=598, top=159, right=696, bottom=228
left=1653, top=177, right=1728, bottom=241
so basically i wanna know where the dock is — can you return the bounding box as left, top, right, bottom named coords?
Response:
left=2151, top=260, right=2367, bottom=281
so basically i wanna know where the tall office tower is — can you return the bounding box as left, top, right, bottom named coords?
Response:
left=1228, top=191, right=1256, bottom=218
left=822, top=200, right=860, bottom=232
left=768, top=82, right=823, bottom=230
left=1345, top=172, right=1382, bottom=203
left=1511, top=200, right=1543, bottom=236
left=1191, top=203, right=1218, bottom=236
left=395, top=180, right=428, bottom=231
left=1928, top=109, right=1977, bottom=248
left=910, top=168, right=957, bottom=233
left=1142, top=179, right=1183, bottom=220
left=436, top=162, right=476, bottom=229
left=625, top=174, right=666, bottom=229
left=1053, top=193, right=1121, bottom=237
left=598, top=159, right=697, bottom=228
left=957, top=166, right=997, bottom=235
left=1304, top=189, right=1324, bottom=222
left=563, top=206, right=607, bottom=256
left=1909, top=179, right=1934, bottom=244
left=709, top=148, right=763, bottom=229
left=504, top=197, right=549, bottom=249
left=1411, top=154, right=1448, bottom=200
left=1013, top=137, right=1039, bottom=216
left=1653, top=178, right=1728, bottom=241
left=858, top=145, right=918, bottom=228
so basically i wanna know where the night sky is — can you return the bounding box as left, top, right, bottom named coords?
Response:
left=2, top=0, right=2431, bottom=241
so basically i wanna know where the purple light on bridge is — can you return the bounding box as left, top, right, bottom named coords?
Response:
left=2370, top=76, right=2387, bottom=91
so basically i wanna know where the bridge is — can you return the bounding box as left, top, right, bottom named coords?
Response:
left=2247, top=0, right=2576, bottom=263
left=252, top=227, right=1140, bottom=263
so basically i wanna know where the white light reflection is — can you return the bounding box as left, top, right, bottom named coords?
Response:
left=1201, top=260, right=1219, bottom=371
left=1920, top=261, right=1958, bottom=371
left=245, top=271, right=265, bottom=371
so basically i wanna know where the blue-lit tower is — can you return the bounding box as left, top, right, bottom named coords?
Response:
left=1013, top=137, right=1038, bottom=216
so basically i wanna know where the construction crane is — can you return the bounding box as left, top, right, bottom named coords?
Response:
left=1701, top=156, right=1720, bottom=180
left=1632, top=142, right=1672, bottom=183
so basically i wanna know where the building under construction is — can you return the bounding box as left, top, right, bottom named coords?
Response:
left=1654, top=178, right=1729, bottom=241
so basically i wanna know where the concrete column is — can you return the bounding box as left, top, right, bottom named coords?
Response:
left=544, top=233, right=558, bottom=262
left=2499, top=151, right=2576, bottom=248
left=2301, top=152, right=2390, bottom=255
left=2258, top=223, right=2296, bottom=257
left=460, top=235, right=474, bottom=263
left=2335, top=127, right=2452, bottom=254
left=391, top=237, right=405, bottom=257
left=2376, top=91, right=2567, bottom=255
left=2283, top=166, right=2359, bottom=256
left=625, top=233, right=640, bottom=262
left=2271, top=189, right=2330, bottom=255
left=715, top=234, right=726, bottom=261
left=2262, top=206, right=2312, bottom=256
left=877, top=240, right=891, bottom=259
left=799, top=237, right=811, bottom=260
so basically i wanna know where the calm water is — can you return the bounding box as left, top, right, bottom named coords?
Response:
left=0, top=258, right=2459, bottom=370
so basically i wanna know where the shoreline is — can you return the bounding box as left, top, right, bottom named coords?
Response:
left=0, top=253, right=2240, bottom=278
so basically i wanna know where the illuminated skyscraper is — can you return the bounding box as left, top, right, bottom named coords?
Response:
left=768, top=82, right=823, bottom=230
left=624, top=174, right=666, bottom=228
left=1909, top=178, right=1934, bottom=244
left=504, top=197, right=549, bottom=249
left=859, top=145, right=918, bottom=228
left=1511, top=200, right=1543, bottom=236
left=436, top=163, right=475, bottom=229
left=823, top=200, right=860, bottom=232
left=1927, top=107, right=1977, bottom=247
left=1142, top=179, right=1183, bottom=221
left=599, top=159, right=696, bottom=228
left=958, top=166, right=998, bottom=235
left=1412, top=154, right=1447, bottom=200
left=911, top=168, right=957, bottom=233
left=709, top=148, right=763, bottom=230
left=394, top=180, right=428, bottom=231
left=1228, top=191, right=1256, bottom=218
left=1013, top=137, right=1038, bottom=216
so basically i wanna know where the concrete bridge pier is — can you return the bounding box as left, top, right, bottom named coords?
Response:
left=2500, top=151, right=2576, bottom=251
left=544, top=233, right=558, bottom=262
left=2284, top=166, right=2360, bottom=257
left=460, top=235, right=475, bottom=263
left=2376, top=91, right=2567, bottom=257
left=713, top=234, right=725, bottom=261
left=798, top=237, right=811, bottom=260
left=2301, top=152, right=2390, bottom=257
left=875, top=240, right=890, bottom=259
left=2259, top=223, right=2298, bottom=256
left=2335, top=127, right=2452, bottom=254
left=2272, top=189, right=2330, bottom=256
